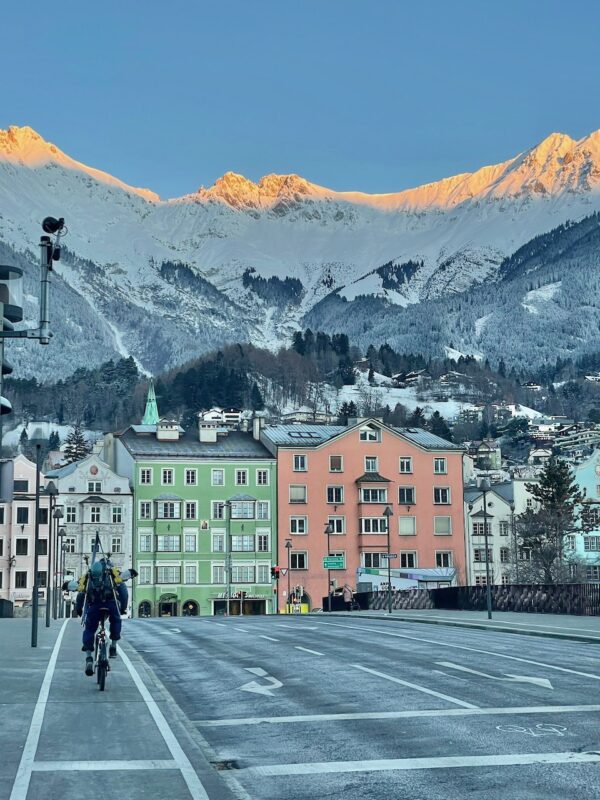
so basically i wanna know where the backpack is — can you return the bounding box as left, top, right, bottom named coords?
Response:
left=86, top=560, right=115, bottom=604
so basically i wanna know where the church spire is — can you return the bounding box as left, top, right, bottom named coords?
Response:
left=141, top=379, right=159, bottom=425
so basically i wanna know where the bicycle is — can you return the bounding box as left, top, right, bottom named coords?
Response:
left=94, top=607, right=111, bottom=691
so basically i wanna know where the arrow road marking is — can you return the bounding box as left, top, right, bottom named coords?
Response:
left=240, top=667, right=283, bottom=696
left=437, top=662, right=553, bottom=689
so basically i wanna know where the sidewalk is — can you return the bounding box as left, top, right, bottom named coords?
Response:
left=327, top=608, right=600, bottom=643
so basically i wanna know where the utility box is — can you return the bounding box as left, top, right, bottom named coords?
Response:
left=0, top=599, right=13, bottom=618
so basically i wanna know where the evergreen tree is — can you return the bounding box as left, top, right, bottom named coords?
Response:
left=408, top=406, right=426, bottom=428
left=19, top=426, right=29, bottom=453
left=48, top=431, right=61, bottom=451
left=249, top=383, right=264, bottom=411
left=367, top=364, right=375, bottom=385
left=428, top=411, right=453, bottom=442
left=63, top=424, right=92, bottom=464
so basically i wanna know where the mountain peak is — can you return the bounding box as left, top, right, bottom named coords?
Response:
left=198, top=171, right=323, bottom=209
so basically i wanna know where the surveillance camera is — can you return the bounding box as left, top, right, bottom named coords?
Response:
left=42, top=216, right=65, bottom=234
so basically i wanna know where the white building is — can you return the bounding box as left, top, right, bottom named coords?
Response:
left=45, top=454, right=133, bottom=608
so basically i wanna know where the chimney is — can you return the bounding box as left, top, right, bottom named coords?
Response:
left=252, top=416, right=264, bottom=441
left=199, top=421, right=218, bottom=443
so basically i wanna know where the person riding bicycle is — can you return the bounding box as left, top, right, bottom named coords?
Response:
left=74, top=558, right=131, bottom=676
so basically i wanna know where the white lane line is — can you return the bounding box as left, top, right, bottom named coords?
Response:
left=32, top=760, right=178, bottom=771
left=259, top=635, right=279, bottom=642
left=276, top=624, right=293, bottom=628
left=250, top=750, right=600, bottom=776
left=352, top=664, right=478, bottom=709
left=9, top=619, right=69, bottom=800
left=213, top=622, right=227, bottom=627
left=119, top=647, right=209, bottom=799
left=322, top=621, right=600, bottom=682
left=403, top=613, right=600, bottom=637
left=193, top=703, right=600, bottom=727
left=235, top=627, right=250, bottom=633
left=295, top=646, right=324, bottom=656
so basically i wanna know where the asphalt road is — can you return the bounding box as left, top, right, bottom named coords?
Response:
left=122, top=615, right=600, bottom=800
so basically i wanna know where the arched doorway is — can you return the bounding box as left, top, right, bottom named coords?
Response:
left=159, top=594, right=178, bottom=617
left=182, top=600, right=199, bottom=616
left=138, top=601, right=151, bottom=618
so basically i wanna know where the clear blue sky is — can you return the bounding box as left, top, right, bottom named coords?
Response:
left=2, top=0, right=598, bottom=198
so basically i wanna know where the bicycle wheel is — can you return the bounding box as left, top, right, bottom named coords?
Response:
left=98, top=643, right=107, bottom=691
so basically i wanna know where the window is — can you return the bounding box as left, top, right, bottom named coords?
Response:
left=434, top=487, right=451, bottom=505
left=365, top=456, right=378, bottom=472
left=399, top=516, right=416, bottom=536
left=139, top=534, right=152, bottom=553
left=584, top=537, right=600, bottom=551
left=111, top=537, right=122, bottom=553
left=139, top=565, right=152, bottom=584
left=327, top=486, right=344, bottom=504
left=434, top=458, right=447, bottom=474
left=257, top=533, right=270, bottom=552
left=184, top=501, right=197, bottom=520
left=184, top=469, right=197, bottom=486
left=37, top=539, right=47, bottom=555
left=501, top=573, right=510, bottom=585
left=212, top=565, right=225, bottom=584
left=328, top=516, right=345, bottom=534
left=212, top=501, right=225, bottom=520
left=212, top=534, right=225, bottom=552
left=156, top=566, right=181, bottom=584
left=112, top=506, right=122, bottom=524
left=290, top=551, right=307, bottom=570
left=399, top=457, right=413, bottom=474
left=64, top=537, right=76, bottom=553
left=230, top=501, right=254, bottom=519
left=15, top=571, right=27, bottom=588
left=361, top=488, right=387, bottom=503
left=140, top=468, right=152, bottom=485
left=157, top=535, right=181, bottom=552
left=585, top=507, right=600, bottom=526
left=290, top=517, right=307, bottom=534
left=289, top=485, right=307, bottom=503
left=565, top=535, right=576, bottom=551
left=400, top=551, right=417, bottom=568
left=499, top=521, right=509, bottom=537
left=362, top=552, right=387, bottom=568
left=88, top=481, right=102, bottom=493
left=329, top=455, right=343, bottom=472
left=161, top=469, right=174, bottom=485
left=139, top=501, right=152, bottom=520
left=0, top=540, right=2, bottom=556
left=16, top=507, right=29, bottom=525
left=91, top=537, right=100, bottom=552
left=36, top=508, right=48, bottom=526
left=14, top=480, right=28, bottom=492
left=90, top=506, right=101, bottom=524
left=256, top=469, right=269, bottom=486
left=398, top=487, right=415, bottom=505
left=235, top=469, right=248, bottom=486
left=359, top=518, right=387, bottom=533
left=184, top=534, right=197, bottom=552
left=472, top=522, right=492, bottom=537
left=66, top=506, right=76, bottom=523
left=0, top=572, right=2, bottom=588
left=256, top=501, right=270, bottom=520
left=526, top=498, right=533, bottom=509
left=586, top=566, right=600, bottom=581
left=257, top=564, right=270, bottom=583
left=212, top=469, right=224, bottom=486
left=184, top=564, right=197, bottom=584
left=16, top=539, right=28, bottom=555
left=293, top=455, right=307, bottom=471
left=156, top=501, right=180, bottom=519
left=475, top=575, right=490, bottom=586
left=359, top=426, right=380, bottom=442
left=231, top=565, right=256, bottom=583
left=232, top=535, right=255, bottom=552
left=434, top=516, right=452, bottom=536
left=500, top=547, right=510, bottom=563
left=0, top=507, right=4, bottom=524
left=436, top=551, right=453, bottom=568
left=36, top=573, right=46, bottom=589
left=474, top=548, right=493, bottom=562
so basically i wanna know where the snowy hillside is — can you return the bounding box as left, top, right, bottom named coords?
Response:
left=1, top=125, right=600, bottom=377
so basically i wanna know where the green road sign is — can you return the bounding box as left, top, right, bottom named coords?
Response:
left=323, top=556, right=345, bottom=569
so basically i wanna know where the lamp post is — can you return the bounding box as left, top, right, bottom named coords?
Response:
left=510, top=501, right=519, bottom=584
left=285, top=539, right=292, bottom=614
left=59, top=538, right=67, bottom=617
left=31, top=444, right=41, bottom=647
left=52, top=506, right=64, bottom=618
left=56, top=527, right=65, bottom=617
left=44, top=481, right=57, bottom=628
left=324, top=522, right=334, bottom=612
left=225, top=500, right=231, bottom=617
left=383, top=506, right=394, bottom=615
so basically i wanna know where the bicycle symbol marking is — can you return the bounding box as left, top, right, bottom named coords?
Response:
left=496, top=723, right=568, bottom=737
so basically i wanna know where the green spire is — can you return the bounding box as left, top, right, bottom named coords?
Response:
left=141, top=379, right=159, bottom=425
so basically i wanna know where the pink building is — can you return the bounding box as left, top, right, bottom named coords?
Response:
left=262, top=418, right=465, bottom=610
left=0, top=454, right=52, bottom=608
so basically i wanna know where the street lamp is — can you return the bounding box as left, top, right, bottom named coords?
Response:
left=31, top=444, right=42, bottom=648
left=225, top=500, right=231, bottom=617
left=324, top=522, right=334, bottom=612
left=52, top=506, right=64, bottom=619
left=383, top=506, right=394, bottom=615
left=285, top=539, right=292, bottom=614
left=44, top=480, right=58, bottom=628
left=510, top=501, right=519, bottom=584
left=56, top=527, right=65, bottom=617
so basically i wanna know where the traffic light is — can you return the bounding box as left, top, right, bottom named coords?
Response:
left=271, top=566, right=280, bottom=580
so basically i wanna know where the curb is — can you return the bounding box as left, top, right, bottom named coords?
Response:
left=325, top=612, right=600, bottom=644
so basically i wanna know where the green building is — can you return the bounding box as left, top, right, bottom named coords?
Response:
left=107, top=391, right=277, bottom=617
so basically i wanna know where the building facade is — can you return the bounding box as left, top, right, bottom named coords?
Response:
left=261, top=418, right=465, bottom=610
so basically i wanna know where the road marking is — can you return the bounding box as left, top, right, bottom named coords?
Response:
left=259, top=635, right=279, bottom=642
left=9, top=619, right=69, bottom=800
left=321, top=621, right=600, bottom=682
left=32, top=760, right=178, bottom=771
left=193, top=704, right=600, bottom=727
left=437, top=661, right=553, bottom=689
left=276, top=624, right=294, bottom=628
left=496, top=723, right=567, bottom=736
left=352, top=664, right=477, bottom=709
left=235, top=627, right=250, bottom=633
left=170, top=627, right=181, bottom=633
left=295, top=646, right=324, bottom=656
left=119, top=646, right=209, bottom=799
left=403, top=613, right=600, bottom=637
left=249, top=751, right=600, bottom=776
left=240, top=667, right=283, bottom=696
left=213, top=622, right=227, bottom=627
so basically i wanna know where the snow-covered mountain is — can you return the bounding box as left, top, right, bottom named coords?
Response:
left=1, top=125, right=600, bottom=377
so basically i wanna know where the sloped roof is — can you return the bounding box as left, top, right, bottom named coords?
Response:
left=118, top=428, right=273, bottom=459
left=354, top=472, right=391, bottom=483
left=79, top=495, right=110, bottom=504
left=263, top=422, right=461, bottom=451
